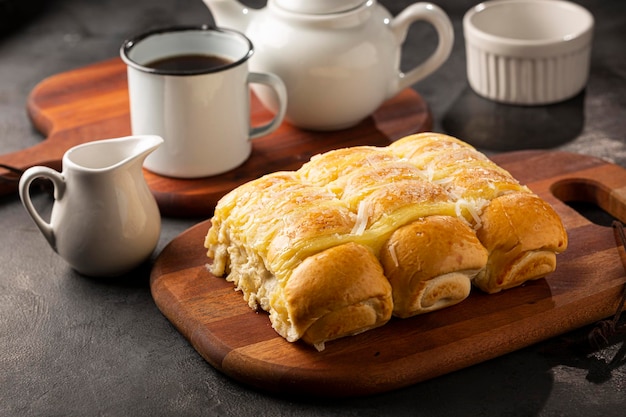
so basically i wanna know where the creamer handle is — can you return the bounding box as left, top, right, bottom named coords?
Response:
left=18, top=166, right=66, bottom=251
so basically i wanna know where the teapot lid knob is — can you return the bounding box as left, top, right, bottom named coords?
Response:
left=273, top=0, right=367, bottom=14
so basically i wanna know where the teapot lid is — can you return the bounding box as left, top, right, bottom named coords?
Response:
left=273, top=0, right=367, bottom=14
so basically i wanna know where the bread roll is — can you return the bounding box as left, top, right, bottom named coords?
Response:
left=380, top=216, right=488, bottom=318
left=474, top=192, right=568, bottom=293
left=205, top=132, right=568, bottom=349
left=280, top=242, right=392, bottom=351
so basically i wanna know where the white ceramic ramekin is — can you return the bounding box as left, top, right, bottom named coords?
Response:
left=463, top=0, right=594, bottom=105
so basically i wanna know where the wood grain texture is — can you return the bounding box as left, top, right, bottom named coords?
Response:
left=0, top=57, right=432, bottom=217
left=150, top=150, right=626, bottom=397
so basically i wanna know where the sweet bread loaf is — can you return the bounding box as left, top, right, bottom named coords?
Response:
left=204, top=133, right=567, bottom=350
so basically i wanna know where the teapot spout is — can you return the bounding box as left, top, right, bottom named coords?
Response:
left=203, top=0, right=258, bottom=33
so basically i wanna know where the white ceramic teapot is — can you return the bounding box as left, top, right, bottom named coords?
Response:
left=204, top=0, right=454, bottom=131
left=18, top=135, right=163, bottom=277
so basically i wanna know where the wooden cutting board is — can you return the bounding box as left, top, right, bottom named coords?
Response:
left=150, top=149, right=626, bottom=397
left=0, top=58, right=431, bottom=217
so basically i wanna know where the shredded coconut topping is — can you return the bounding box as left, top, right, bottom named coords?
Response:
left=351, top=200, right=371, bottom=235
left=388, top=243, right=399, bottom=268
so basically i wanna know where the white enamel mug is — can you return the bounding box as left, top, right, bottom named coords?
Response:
left=121, top=25, right=287, bottom=178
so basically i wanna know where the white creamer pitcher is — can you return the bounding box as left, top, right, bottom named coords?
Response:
left=19, top=135, right=163, bottom=277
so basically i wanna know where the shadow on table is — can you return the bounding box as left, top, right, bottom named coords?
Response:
left=276, top=347, right=554, bottom=415
left=69, top=258, right=153, bottom=289
left=442, top=87, right=586, bottom=152
left=277, top=326, right=622, bottom=413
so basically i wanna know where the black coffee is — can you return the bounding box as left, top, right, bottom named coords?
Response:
left=145, top=54, right=232, bottom=72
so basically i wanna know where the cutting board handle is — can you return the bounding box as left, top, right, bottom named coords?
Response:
left=551, top=176, right=626, bottom=224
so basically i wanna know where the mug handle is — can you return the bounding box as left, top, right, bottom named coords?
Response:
left=18, top=166, right=66, bottom=250
left=247, top=72, right=288, bottom=140
left=391, top=2, right=454, bottom=94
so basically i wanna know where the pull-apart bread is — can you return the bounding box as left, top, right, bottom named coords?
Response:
left=204, top=133, right=568, bottom=351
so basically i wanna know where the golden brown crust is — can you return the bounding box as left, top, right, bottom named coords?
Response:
left=266, top=199, right=357, bottom=277
left=284, top=242, right=393, bottom=350
left=298, top=146, right=398, bottom=186
left=474, top=192, right=568, bottom=293
left=380, top=216, right=488, bottom=317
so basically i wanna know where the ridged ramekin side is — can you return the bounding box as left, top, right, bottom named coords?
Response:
left=466, top=44, right=591, bottom=105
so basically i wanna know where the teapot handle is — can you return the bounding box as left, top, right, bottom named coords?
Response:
left=391, top=2, right=454, bottom=94
left=247, top=71, right=288, bottom=140
left=18, top=166, right=66, bottom=251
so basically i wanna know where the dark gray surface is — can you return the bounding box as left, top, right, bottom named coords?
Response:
left=1, top=1, right=625, bottom=416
